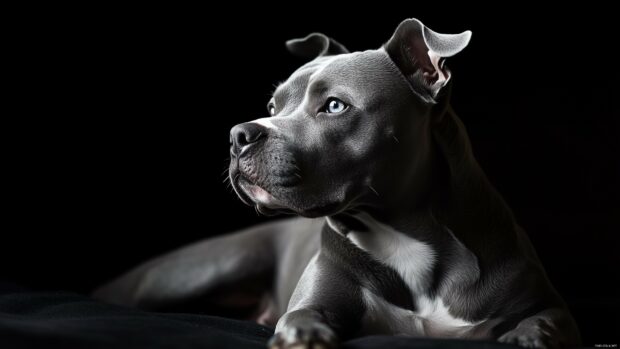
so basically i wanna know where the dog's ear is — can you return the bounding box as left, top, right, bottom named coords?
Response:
left=385, top=18, right=471, bottom=100
left=286, top=33, right=349, bottom=60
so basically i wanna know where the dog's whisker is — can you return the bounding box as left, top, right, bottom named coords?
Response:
left=392, top=135, right=400, bottom=143
left=294, top=173, right=302, bottom=180
left=368, top=185, right=380, bottom=197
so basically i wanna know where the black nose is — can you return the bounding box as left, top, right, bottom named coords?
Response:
left=230, top=122, right=266, bottom=156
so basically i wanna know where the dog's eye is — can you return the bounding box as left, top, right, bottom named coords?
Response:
left=323, top=98, right=348, bottom=114
left=267, top=103, right=276, bottom=116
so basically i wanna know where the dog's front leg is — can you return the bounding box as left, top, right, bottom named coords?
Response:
left=498, top=307, right=581, bottom=348
left=268, top=253, right=364, bottom=349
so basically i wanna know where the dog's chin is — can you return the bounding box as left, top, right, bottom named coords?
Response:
left=232, top=174, right=351, bottom=218
left=235, top=177, right=293, bottom=216
left=294, top=201, right=347, bottom=218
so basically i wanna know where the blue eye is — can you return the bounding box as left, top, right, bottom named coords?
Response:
left=324, top=98, right=348, bottom=114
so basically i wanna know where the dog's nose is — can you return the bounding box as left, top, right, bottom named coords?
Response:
left=230, top=122, right=266, bottom=156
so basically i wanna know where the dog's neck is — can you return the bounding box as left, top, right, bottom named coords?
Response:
left=332, top=103, right=519, bottom=264
left=431, top=106, right=520, bottom=260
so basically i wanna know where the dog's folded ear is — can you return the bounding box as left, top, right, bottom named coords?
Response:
left=286, top=33, right=349, bottom=60
left=385, top=18, right=471, bottom=101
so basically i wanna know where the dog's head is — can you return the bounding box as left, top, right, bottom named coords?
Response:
left=229, top=18, right=471, bottom=217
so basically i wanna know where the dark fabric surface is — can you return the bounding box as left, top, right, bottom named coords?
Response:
left=0, top=282, right=520, bottom=349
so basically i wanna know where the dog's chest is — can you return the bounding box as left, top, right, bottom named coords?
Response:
left=345, top=216, right=480, bottom=336
left=346, top=219, right=435, bottom=296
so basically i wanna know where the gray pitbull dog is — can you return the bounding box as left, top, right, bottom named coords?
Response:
left=94, top=18, right=580, bottom=349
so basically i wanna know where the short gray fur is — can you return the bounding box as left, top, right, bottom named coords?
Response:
left=94, top=18, right=581, bottom=349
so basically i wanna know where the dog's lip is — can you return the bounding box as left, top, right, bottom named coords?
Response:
left=238, top=177, right=286, bottom=210
left=228, top=172, right=250, bottom=206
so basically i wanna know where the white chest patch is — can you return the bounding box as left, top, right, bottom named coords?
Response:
left=361, top=289, right=482, bottom=337
left=346, top=213, right=436, bottom=295
left=342, top=214, right=483, bottom=336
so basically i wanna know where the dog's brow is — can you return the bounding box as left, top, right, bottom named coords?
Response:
left=272, top=85, right=288, bottom=108
left=307, top=79, right=329, bottom=97
left=271, top=82, right=283, bottom=96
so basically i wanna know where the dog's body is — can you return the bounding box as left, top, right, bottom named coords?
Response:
left=94, top=19, right=580, bottom=348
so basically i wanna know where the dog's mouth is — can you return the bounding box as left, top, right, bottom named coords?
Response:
left=234, top=175, right=292, bottom=215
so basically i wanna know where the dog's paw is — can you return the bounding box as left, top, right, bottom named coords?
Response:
left=267, top=322, right=337, bottom=349
left=498, top=318, right=559, bottom=349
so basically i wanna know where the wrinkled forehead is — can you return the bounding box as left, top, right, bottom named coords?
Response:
left=272, top=49, right=405, bottom=108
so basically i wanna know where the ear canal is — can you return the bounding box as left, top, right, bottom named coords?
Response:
left=384, top=18, right=471, bottom=100
left=286, top=33, right=349, bottom=60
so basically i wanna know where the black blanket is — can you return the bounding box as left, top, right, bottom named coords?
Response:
left=0, top=282, right=523, bottom=349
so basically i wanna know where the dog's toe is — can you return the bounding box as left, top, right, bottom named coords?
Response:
left=498, top=319, right=559, bottom=349
left=268, top=323, right=337, bottom=349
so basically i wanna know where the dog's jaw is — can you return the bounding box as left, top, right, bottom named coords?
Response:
left=239, top=179, right=285, bottom=209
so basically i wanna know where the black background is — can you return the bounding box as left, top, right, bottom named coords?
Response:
left=3, top=4, right=618, bottom=344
